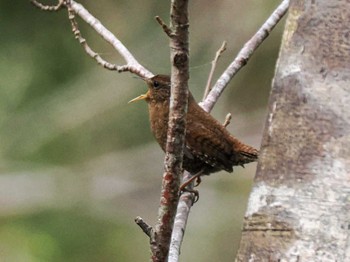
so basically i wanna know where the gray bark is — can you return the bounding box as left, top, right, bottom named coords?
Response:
left=236, top=0, right=350, bottom=261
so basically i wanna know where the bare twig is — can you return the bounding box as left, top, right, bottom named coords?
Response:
left=223, top=113, right=232, bottom=128
left=168, top=171, right=195, bottom=262
left=155, top=16, right=175, bottom=37
left=203, top=41, right=227, bottom=100
left=32, top=0, right=153, bottom=78
left=200, top=0, right=290, bottom=112
left=135, top=216, right=152, bottom=238
left=30, top=0, right=64, bottom=11
left=66, top=2, right=118, bottom=71
left=69, top=0, right=153, bottom=78
left=150, top=0, right=190, bottom=261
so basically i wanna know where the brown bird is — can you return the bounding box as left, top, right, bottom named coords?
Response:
left=129, top=75, right=258, bottom=186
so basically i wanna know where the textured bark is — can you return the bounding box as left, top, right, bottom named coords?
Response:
left=236, top=0, right=350, bottom=261
left=151, top=1, right=189, bottom=261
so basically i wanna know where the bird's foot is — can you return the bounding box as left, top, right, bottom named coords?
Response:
left=194, top=176, right=202, bottom=187
left=179, top=187, right=199, bottom=204
left=179, top=171, right=204, bottom=204
left=180, top=171, right=203, bottom=189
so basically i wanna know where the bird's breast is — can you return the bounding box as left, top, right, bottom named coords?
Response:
left=148, top=101, right=169, bottom=151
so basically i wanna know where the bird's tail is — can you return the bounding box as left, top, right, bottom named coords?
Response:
left=235, top=143, right=259, bottom=166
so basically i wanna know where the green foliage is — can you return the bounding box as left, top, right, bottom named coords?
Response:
left=0, top=209, right=148, bottom=261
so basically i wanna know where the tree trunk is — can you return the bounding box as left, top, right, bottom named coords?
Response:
left=236, top=0, right=350, bottom=261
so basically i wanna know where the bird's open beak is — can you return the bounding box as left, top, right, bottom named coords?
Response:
left=128, top=91, right=149, bottom=103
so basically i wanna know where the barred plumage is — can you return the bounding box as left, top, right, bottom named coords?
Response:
left=130, top=74, right=258, bottom=176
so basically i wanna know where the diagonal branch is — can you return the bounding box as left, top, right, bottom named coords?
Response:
left=31, top=0, right=153, bottom=79
left=155, top=16, right=175, bottom=37
left=66, top=1, right=118, bottom=71
left=200, top=0, right=290, bottom=112
left=168, top=171, right=195, bottom=262
left=68, top=0, right=153, bottom=78
left=135, top=216, right=152, bottom=238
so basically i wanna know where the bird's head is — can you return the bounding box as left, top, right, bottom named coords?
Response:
left=128, top=75, right=171, bottom=104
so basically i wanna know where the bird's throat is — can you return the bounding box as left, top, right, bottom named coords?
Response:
left=148, top=101, right=170, bottom=152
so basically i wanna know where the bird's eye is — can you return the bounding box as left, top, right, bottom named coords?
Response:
left=153, top=80, right=160, bottom=89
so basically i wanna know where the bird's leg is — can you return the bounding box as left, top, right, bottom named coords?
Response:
left=179, top=170, right=204, bottom=203
left=180, top=187, right=199, bottom=204
left=180, top=170, right=203, bottom=190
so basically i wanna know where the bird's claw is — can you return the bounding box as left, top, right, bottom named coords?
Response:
left=179, top=187, right=199, bottom=204
left=178, top=171, right=204, bottom=204
left=194, top=176, right=202, bottom=187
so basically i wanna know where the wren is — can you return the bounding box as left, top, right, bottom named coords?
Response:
left=129, top=75, right=258, bottom=180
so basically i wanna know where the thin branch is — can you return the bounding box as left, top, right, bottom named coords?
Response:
left=203, top=41, right=227, bottom=100
left=200, top=0, right=290, bottom=112
left=68, top=0, right=153, bottom=78
left=135, top=216, right=152, bottom=238
left=150, top=0, right=190, bottom=261
left=223, top=113, right=232, bottom=128
left=66, top=2, right=118, bottom=71
left=168, top=173, right=195, bottom=262
left=30, top=0, right=64, bottom=11
left=155, top=16, right=175, bottom=38
left=32, top=0, right=153, bottom=79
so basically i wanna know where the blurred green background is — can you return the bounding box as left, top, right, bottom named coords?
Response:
left=0, top=1, right=284, bottom=261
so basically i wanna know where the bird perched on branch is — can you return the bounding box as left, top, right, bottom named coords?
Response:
left=129, top=75, right=258, bottom=188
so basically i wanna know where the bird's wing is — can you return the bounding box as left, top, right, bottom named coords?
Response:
left=185, top=106, right=234, bottom=172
